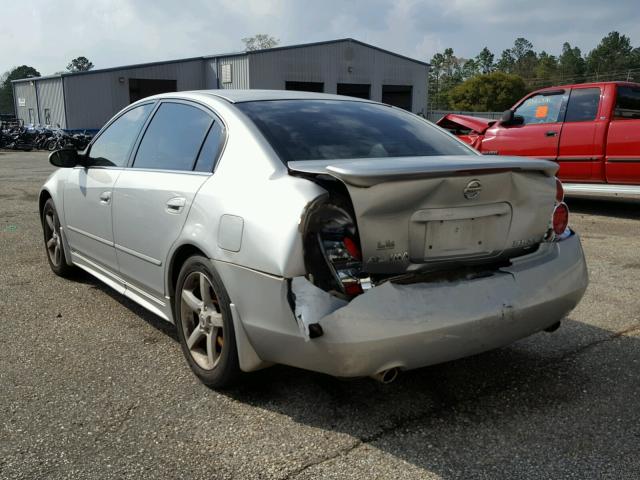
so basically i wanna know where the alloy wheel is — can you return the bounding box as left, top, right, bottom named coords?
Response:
left=44, top=208, right=62, bottom=267
left=179, top=272, right=224, bottom=370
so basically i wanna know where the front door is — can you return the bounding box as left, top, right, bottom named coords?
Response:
left=63, top=102, right=154, bottom=270
left=481, top=90, right=567, bottom=161
left=112, top=101, right=224, bottom=298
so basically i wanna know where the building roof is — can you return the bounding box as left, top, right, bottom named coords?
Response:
left=12, top=38, right=428, bottom=84
left=196, top=89, right=377, bottom=103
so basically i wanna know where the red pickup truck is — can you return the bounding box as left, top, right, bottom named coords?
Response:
left=437, top=81, right=640, bottom=198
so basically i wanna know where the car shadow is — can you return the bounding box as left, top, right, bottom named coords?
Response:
left=217, top=319, right=638, bottom=478
left=68, top=268, right=178, bottom=341
left=567, top=197, right=640, bottom=220
left=67, top=267, right=639, bottom=477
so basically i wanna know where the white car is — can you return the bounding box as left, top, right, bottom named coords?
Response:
left=40, top=90, right=588, bottom=387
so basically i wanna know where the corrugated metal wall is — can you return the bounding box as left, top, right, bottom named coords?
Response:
left=214, top=55, right=250, bottom=89
left=15, top=41, right=428, bottom=130
left=248, top=40, right=428, bottom=114
left=12, top=81, right=39, bottom=125
left=36, top=78, right=66, bottom=127
left=63, top=59, right=206, bottom=129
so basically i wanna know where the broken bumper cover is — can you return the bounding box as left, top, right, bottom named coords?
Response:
left=292, top=232, right=588, bottom=378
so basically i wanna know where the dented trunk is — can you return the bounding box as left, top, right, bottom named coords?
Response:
left=292, top=155, right=559, bottom=280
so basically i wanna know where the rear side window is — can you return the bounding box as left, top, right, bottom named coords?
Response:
left=514, top=92, right=566, bottom=125
left=88, top=103, right=153, bottom=167
left=565, top=88, right=600, bottom=122
left=615, top=86, right=640, bottom=119
left=236, top=100, right=473, bottom=162
left=194, top=121, right=224, bottom=172
left=134, top=102, right=212, bottom=171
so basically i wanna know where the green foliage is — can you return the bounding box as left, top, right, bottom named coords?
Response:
left=66, top=56, right=94, bottom=73
left=449, top=72, right=526, bottom=111
left=430, top=31, right=640, bottom=110
left=0, top=65, right=41, bottom=114
left=586, top=31, right=640, bottom=78
left=242, top=34, right=279, bottom=51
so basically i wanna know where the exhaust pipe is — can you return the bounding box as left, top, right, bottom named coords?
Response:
left=371, top=368, right=399, bottom=384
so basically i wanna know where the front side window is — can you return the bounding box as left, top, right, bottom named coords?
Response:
left=614, top=86, right=640, bottom=119
left=236, top=100, right=473, bottom=162
left=514, top=92, right=566, bottom=125
left=133, top=103, right=212, bottom=171
left=88, top=103, right=154, bottom=167
left=565, top=88, right=600, bottom=122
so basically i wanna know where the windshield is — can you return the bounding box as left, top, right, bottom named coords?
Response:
left=236, top=100, right=474, bottom=162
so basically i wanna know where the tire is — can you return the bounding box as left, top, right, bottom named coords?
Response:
left=175, top=255, right=240, bottom=388
left=41, top=199, right=75, bottom=277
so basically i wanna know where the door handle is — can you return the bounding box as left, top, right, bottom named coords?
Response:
left=99, top=191, right=111, bottom=204
left=545, top=131, right=558, bottom=137
left=166, top=197, right=186, bottom=214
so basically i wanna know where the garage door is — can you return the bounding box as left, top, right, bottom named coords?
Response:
left=129, top=78, right=177, bottom=103
left=382, top=85, right=412, bottom=111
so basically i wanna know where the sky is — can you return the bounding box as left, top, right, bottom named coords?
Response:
left=1, top=0, right=639, bottom=76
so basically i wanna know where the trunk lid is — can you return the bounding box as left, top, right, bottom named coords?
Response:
left=290, top=156, right=558, bottom=275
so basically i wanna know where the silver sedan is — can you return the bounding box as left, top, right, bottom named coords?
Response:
left=40, top=90, right=588, bottom=387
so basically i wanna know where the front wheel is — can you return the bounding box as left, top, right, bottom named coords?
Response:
left=42, top=199, right=75, bottom=277
left=175, top=256, right=240, bottom=388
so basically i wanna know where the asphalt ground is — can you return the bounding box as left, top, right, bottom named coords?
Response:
left=1, top=150, right=639, bottom=479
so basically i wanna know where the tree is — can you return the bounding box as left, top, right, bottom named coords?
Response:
left=428, top=48, right=465, bottom=109
left=475, top=47, right=495, bottom=75
left=0, top=65, right=41, bottom=114
left=535, top=51, right=559, bottom=87
left=242, top=34, right=279, bottom=51
left=558, top=42, right=585, bottom=83
left=66, top=56, right=94, bottom=72
left=449, top=71, right=526, bottom=111
left=496, top=49, right=515, bottom=73
left=586, top=31, right=639, bottom=79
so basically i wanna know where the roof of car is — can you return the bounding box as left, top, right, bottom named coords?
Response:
left=189, top=89, right=377, bottom=104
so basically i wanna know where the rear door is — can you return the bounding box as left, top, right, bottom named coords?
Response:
left=111, top=100, right=225, bottom=298
left=63, top=102, right=154, bottom=270
left=606, top=85, right=640, bottom=184
left=480, top=90, right=567, bottom=161
left=557, top=86, right=605, bottom=182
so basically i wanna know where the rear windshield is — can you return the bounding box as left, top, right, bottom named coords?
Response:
left=236, top=100, right=474, bottom=162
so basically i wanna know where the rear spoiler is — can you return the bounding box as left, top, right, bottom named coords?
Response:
left=288, top=156, right=559, bottom=188
left=436, top=114, right=496, bottom=134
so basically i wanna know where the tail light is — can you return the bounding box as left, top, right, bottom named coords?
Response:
left=552, top=202, right=569, bottom=235
left=555, top=178, right=564, bottom=202
left=320, top=235, right=364, bottom=296
left=545, top=178, right=570, bottom=241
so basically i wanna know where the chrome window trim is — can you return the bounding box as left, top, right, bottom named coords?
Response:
left=127, top=98, right=228, bottom=173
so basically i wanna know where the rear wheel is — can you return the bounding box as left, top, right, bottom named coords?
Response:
left=175, top=256, right=240, bottom=388
left=42, top=199, right=75, bottom=277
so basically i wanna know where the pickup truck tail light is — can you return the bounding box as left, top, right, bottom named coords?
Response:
left=552, top=202, right=569, bottom=235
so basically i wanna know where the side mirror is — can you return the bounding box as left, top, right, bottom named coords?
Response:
left=501, top=109, right=515, bottom=123
left=501, top=109, right=524, bottom=126
left=49, top=148, right=81, bottom=168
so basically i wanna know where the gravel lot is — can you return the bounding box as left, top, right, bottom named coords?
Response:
left=1, top=150, right=639, bottom=479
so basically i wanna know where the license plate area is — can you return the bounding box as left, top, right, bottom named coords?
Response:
left=409, top=203, right=512, bottom=262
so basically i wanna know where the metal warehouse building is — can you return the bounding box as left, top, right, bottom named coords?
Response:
left=11, top=38, right=428, bottom=130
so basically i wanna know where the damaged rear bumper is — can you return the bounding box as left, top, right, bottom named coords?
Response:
left=288, top=232, right=588, bottom=378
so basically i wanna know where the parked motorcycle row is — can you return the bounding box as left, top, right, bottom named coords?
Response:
left=0, top=123, right=93, bottom=152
